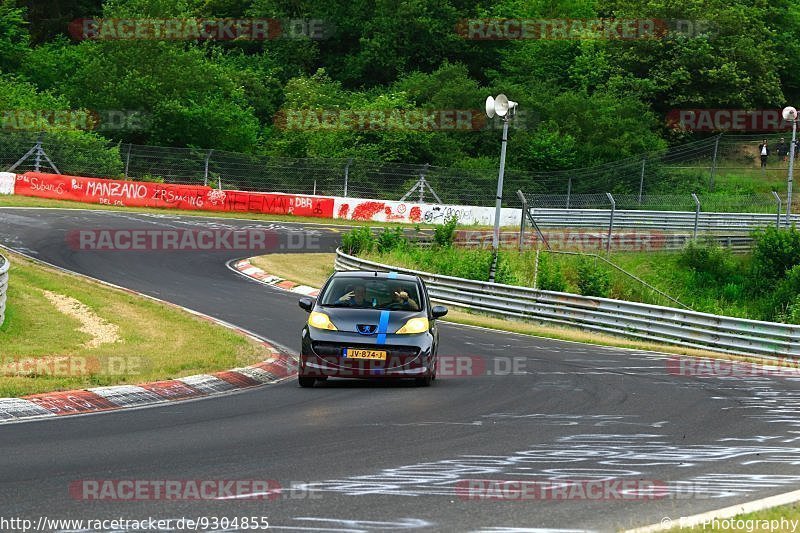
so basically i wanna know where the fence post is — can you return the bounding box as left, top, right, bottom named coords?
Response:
left=204, top=149, right=213, bottom=187
left=533, top=247, right=540, bottom=289
left=772, top=191, right=782, bottom=228
left=344, top=158, right=353, bottom=197
left=33, top=139, right=42, bottom=173
left=638, top=158, right=646, bottom=204
left=124, top=143, right=132, bottom=179
left=419, top=163, right=430, bottom=204
left=691, top=193, right=700, bottom=238
left=606, top=192, right=615, bottom=255
left=518, top=192, right=527, bottom=251
left=313, top=179, right=317, bottom=195
left=566, top=177, right=572, bottom=209
left=709, top=135, right=720, bottom=191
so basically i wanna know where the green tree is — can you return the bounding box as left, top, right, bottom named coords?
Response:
left=0, top=0, right=29, bottom=72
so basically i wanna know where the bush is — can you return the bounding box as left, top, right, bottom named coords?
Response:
left=537, top=252, right=567, bottom=292
left=780, top=294, right=800, bottom=324
left=768, top=263, right=800, bottom=321
left=751, top=226, right=800, bottom=284
left=678, top=239, right=735, bottom=283
left=376, top=226, right=408, bottom=254
left=576, top=258, right=612, bottom=297
left=429, top=248, right=493, bottom=281
left=341, top=226, right=374, bottom=255
left=433, top=216, right=458, bottom=247
left=495, top=252, right=520, bottom=285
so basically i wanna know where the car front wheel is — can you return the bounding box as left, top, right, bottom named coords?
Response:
left=298, top=375, right=316, bottom=388
left=415, top=371, right=433, bottom=387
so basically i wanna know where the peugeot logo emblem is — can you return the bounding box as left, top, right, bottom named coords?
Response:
left=357, top=324, right=377, bottom=335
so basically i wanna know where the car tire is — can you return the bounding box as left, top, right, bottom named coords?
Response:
left=298, top=375, right=316, bottom=388
left=415, top=372, right=433, bottom=387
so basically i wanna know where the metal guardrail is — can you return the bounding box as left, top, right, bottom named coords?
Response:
left=0, top=254, right=8, bottom=328
left=529, top=209, right=800, bottom=233
left=334, top=249, right=800, bottom=358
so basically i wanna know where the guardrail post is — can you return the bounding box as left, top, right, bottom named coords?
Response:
left=605, top=192, right=615, bottom=255
left=772, top=191, right=782, bottom=228
left=691, top=193, right=701, bottom=238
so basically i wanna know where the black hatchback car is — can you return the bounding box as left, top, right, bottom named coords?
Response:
left=297, top=271, right=448, bottom=387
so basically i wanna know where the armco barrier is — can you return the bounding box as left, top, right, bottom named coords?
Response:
left=334, top=249, right=800, bottom=358
left=0, top=254, right=8, bottom=327
left=530, top=208, right=800, bottom=233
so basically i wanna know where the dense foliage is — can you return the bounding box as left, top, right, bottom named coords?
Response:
left=3, top=0, right=799, bottom=173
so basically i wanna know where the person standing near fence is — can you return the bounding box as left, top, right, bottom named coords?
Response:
left=758, top=139, right=770, bottom=169
left=777, top=138, right=789, bottom=162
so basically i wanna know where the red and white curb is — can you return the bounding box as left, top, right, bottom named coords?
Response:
left=231, top=259, right=320, bottom=297
left=0, top=246, right=298, bottom=425
left=0, top=357, right=296, bottom=424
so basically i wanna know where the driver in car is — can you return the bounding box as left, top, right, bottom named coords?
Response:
left=337, top=284, right=370, bottom=307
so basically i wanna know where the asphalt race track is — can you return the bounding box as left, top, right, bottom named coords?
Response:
left=3, top=207, right=800, bottom=532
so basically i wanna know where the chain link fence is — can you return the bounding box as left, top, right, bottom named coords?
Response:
left=1, top=130, right=797, bottom=211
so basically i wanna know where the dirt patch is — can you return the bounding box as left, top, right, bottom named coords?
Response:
left=41, top=290, right=121, bottom=348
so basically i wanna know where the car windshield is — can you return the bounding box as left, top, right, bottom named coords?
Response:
left=320, top=277, right=422, bottom=311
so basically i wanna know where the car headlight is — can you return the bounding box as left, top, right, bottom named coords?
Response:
left=395, top=317, right=429, bottom=334
left=308, top=311, right=338, bottom=331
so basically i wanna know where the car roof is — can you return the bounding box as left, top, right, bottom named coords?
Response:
left=331, top=270, right=419, bottom=283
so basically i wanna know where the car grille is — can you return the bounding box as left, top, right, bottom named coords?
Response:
left=311, top=342, right=420, bottom=358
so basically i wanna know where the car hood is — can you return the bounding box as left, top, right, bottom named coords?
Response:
left=317, top=307, right=423, bottom=335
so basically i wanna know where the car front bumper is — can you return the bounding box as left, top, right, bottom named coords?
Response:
left=299, top=327, right=435, bottom=378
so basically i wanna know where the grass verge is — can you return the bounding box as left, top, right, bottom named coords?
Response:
left=249, top=253, right=336, bottom=289
left=0, top=249, right=274, bottom=396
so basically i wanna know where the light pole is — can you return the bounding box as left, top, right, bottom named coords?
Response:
left=784, top=107, right=798, bottom=227
left=485, top=94, right=518, bottom=283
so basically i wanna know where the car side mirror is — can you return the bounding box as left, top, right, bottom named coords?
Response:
left=298, top=298, right=314, bottom=312
left=431, top=305, right=448, bottom=319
